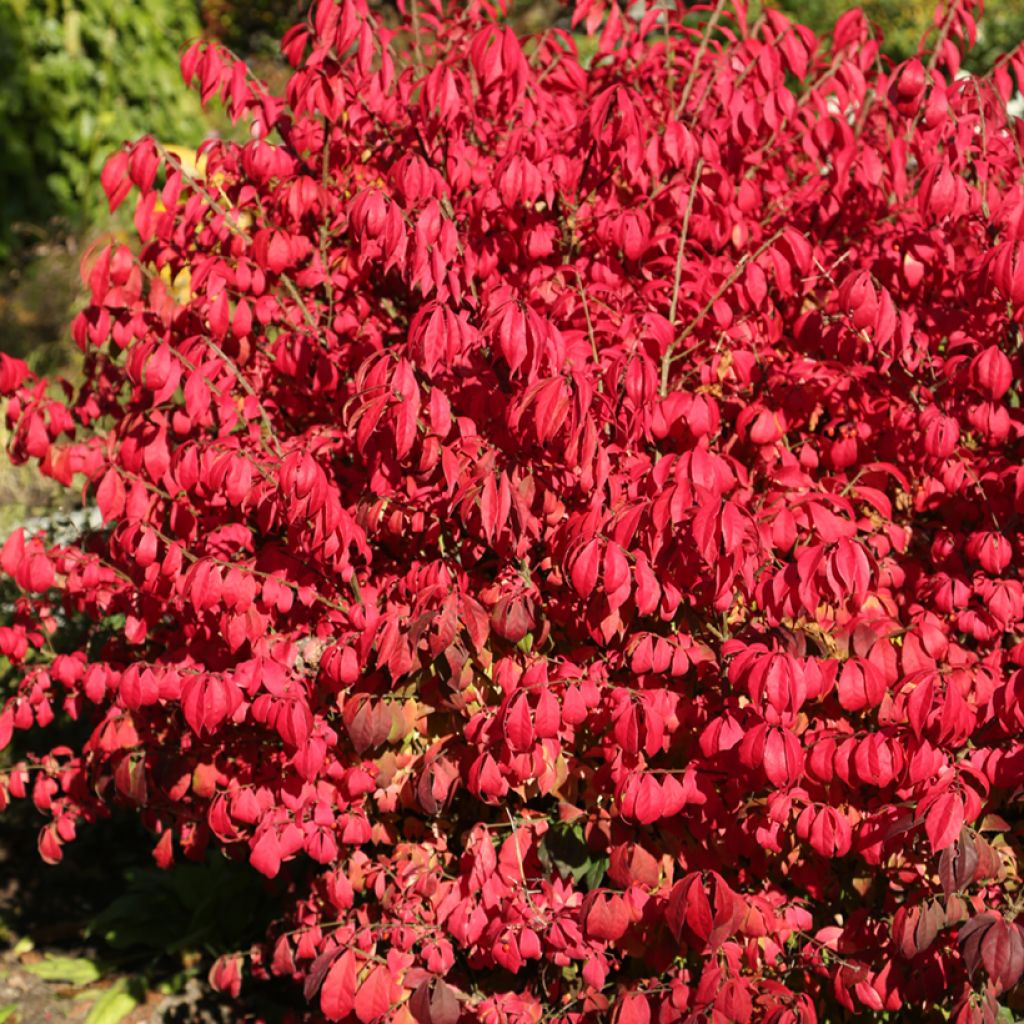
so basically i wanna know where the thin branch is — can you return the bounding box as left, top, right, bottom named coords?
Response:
left=661, top=229, right=783, bottom=392
left=675, top=0, right=730, bottom=119
left=662, top=156, right=705, bottom=395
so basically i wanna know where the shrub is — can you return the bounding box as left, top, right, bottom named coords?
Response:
left=3, top=0, right=1024, bottom=1021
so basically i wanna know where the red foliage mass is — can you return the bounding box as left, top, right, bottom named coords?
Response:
left=3, top=0, right=1024, bottom=1020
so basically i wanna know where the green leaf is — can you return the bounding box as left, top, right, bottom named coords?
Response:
left=537, top=820, right=608, bottom=890
left=84, top=978, right=142, bottom=1024
left=0, top=1004, right=19, bottom=1024
left=88, top=855, right=275, bottom=960
left=23, top=954, right=103, bottom=986
left=583, top=854, right=610, bottom=890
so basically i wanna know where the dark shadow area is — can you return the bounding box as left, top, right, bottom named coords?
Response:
left=0, top=797, right=302, bottom=1021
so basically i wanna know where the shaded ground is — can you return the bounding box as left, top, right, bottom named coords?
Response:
left=0, top=953, right=232, bottom=1024
left=0, top=805, right=272, bottom=1024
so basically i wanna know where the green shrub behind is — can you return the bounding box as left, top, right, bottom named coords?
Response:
left=769, top=0, right=1024, bottom=70
left=0, top=0, right=204, bottom=259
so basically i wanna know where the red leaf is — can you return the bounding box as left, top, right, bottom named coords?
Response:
left=354, top=965, right=395, bottom=1024
left=320, top=951, right=357, bottom=1021
left=959, top=911, right=998, bottom=978
left=409, top=979, right=461, bottom=1024
left=925, top=791, right=965, bottom=853
left=763, top=727, right=802, bottom=788
left=533, top=687, right=561, bottom=738
left=585, top=893, right=629, bottom=942
left=250, top=829, right=282, bottom=879
left=633, top=551, right=661, bottom=615
left=608, top=843, right=660, bottom=889
left=603, top=543, right=631, bottom=608
left=0, top=529, right=24, bottom=577
left=100, top=150, right=131, bottom=211
left=345, top=697, right=378, bottom=754
left=666, top=873, right=712, bottom=943
left=96, top=468, right=126, bottom=522
left=571, top=539, right=601, bottom=598
left=981, top=918, right=1024, bottom=993
left=392, top=358, right=421, bottom=459
left=504, top=692, right=534, bottom=752
left=633, top=774, right=664, bottom=825
left=614, top=993, right=651, bottom=1024
left=938, top=828, right=979, bottom=897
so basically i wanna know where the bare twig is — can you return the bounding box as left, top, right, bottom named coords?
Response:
left=662, top=156, right=705, bottom=395
left=661, top=229, right=783, bottom=392
left=675, top=0, right=730, bottom=119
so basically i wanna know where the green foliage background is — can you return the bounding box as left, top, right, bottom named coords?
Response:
left=200, top=0, right=1024, bottom=69
left=0, top=0, right=204, bottom=259
left=770, top=0, right=1024, bottom=70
